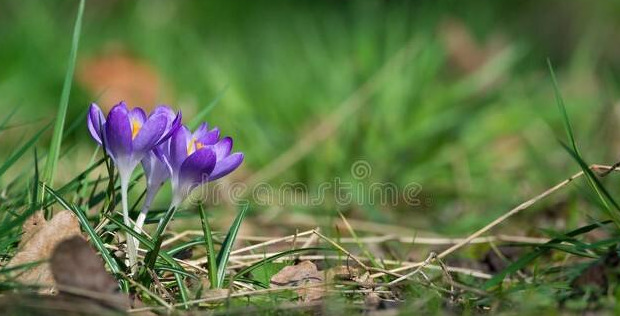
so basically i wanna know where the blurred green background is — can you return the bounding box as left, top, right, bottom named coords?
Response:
left=2, top=0, right=620, bottom=235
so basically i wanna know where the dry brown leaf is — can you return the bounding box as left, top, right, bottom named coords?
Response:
left=51, top=236, right=129, bottom=311
left=51, top=236, right=119, bottom=294
left=7, top=210, right=82, bottom=289
left=270, top=260, right=324, bottom=301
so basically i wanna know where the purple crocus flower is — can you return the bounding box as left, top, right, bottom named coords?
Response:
left=87, top=102, right=181, bottom=179
left=135, top=122, right=243, bottom=230
left=135, top=107, right=178, bottom=229
left=165, top=123, right=244, bottom=207
left=87, top=102, right=181, bottom=271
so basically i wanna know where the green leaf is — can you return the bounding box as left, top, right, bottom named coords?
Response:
left=30, top=148, right=39, bottom=212
left=0, top=260, right=44, bottom=276
left=560, top=142, right=620, bottom=228
left=166, top=239, right=204, bottom=257
left=43, top=0, right=85, bottom=187
left=199, top=203, right=218, bottom=289
left=547, top=61, right=620, bottom=229
left=547, top=60, right=578, bottom=154
left=154, top=266, right=199, bottom=280
left=484, top=220, right=611, bottom=289
left=215, top=204, right=249, bottom=288
left=250, top=262, right=287, bottom=287
left=105, top=214, right=190, bottom=305
left=104, top=214, right=187, bottom=272
left=144, top=205, right=177, bottom=272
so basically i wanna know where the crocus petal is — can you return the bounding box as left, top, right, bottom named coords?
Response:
left=170, top=125, right=191, bottom=169
left=192, top=123, right=209, bottom=139
left=128, top=107, right=147, bottom=124
left=212, top=137, right=233, bottom=159
left=152, top=105, right=176, bottom=118
left=178, top=148, right=217, bottom=188
left=132, top=113, right=167, bottom=154
left=209, top=152, right=244, bottom=181
left=152, top=105, right=179, bottom=136
left=197, top=127, right=220, bottom=145
left=87, top=103, right=105, bottom=145
left=105, top=104, right=132, bottom=160
left=157, top=110, right=182, bottom=145
left=142, top=150, right=171, bottom=188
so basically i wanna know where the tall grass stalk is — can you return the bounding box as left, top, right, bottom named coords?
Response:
left=43, top=0, right=85, bottom=198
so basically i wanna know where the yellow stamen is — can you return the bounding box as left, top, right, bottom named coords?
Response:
left=131, top=119, right=142, bottom=140
left=187, top=138, right=205, bottom=155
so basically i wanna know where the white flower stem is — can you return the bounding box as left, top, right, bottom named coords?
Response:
left=135, top=187, right=157, bottom=232
left=120, top=175, right=138, bottom=275
left=133, top=185, right=159, bottom=253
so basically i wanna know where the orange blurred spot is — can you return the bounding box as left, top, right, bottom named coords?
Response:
left=78, top=50, right=171, bottom=111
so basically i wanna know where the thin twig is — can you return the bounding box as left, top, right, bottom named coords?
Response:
left=311, top=229, right=407, bottom=280
left=231, top=230, right=314, bottom=255
left=388, top=252, right=436, bottom=285
left=168, top=231, right=549, bottom=245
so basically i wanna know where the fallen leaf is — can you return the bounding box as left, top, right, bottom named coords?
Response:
left=20, top=211, right=46, bottom=244
left=0, top=294, right=127, bottom=316
left=51, top=236, right=130, bottom=311
left=7, top=210, right=82, bottom=290
left=270, top=261, right=324, bottom=301
left=51, top=236, right=120, bottom=295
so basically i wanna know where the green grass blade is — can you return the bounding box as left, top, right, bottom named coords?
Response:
left=0, top=261, right=44, bottom=276
left=43, top=0, right=85, bottom=187
left=30, top=148, right=39, bottom=212
left=111, top=206, right=191, bottom=306
left=0, top=124, right=49, bottom=179
left=154, top=266, right=199, bottom=280
left=145, top=205, right=177, bottom=272
left=104, top=214, right=186, bottom=270
left=105, top=214, right=190, bottom=305
left=560, top=142, right=620, bottom=228
left=188, top=84, right=229, bottom=129
left=215, top=204, right=249, bottom=288
left=547, top=59, right=578, bottom=154
left=166, top=239, right=204, bottom=257
left=198, top=203, right=218, bottom=289
left=484, top=220, right=611, bottom=289
left=546, top=63, right=620, bottom=228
